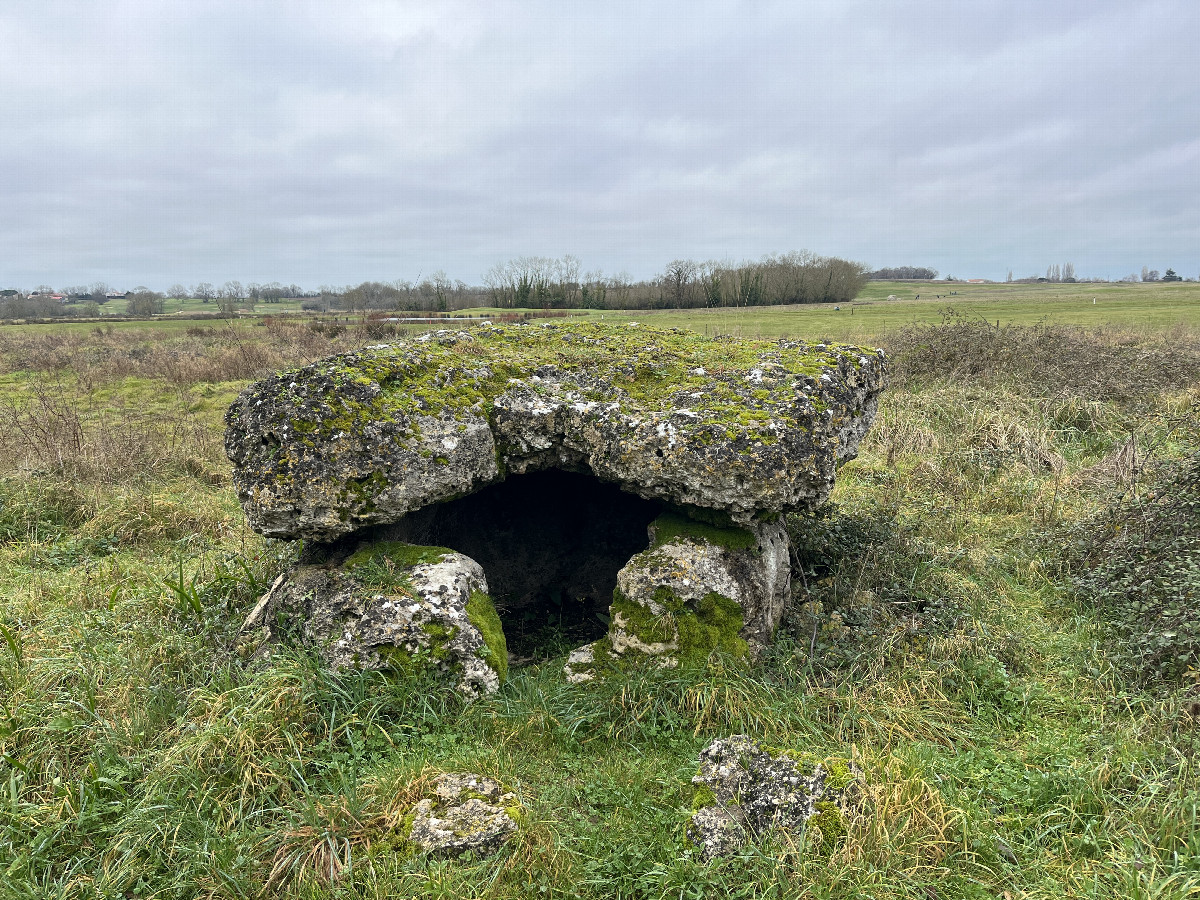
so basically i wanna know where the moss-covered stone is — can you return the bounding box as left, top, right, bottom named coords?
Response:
left=649, top=512, right=757, bottom=553
left=564, top=512, right=788, bottom=683
left=687, top=735, right=861, bottom=861
left=404, top=772, right=521, bottom=857
left=225, top=323, right=886, bottom=541
left=239, top=543, right=504, bottom=699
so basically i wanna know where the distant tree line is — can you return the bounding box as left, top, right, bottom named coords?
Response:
left=282, top=252, right=871, bottom=314
left=0, top=294, right=93, bottom=319
left=1130, top=266, right=1183, bottom=283
left=869, top=266, right=938, bottom=280
left=14, top=251, right=1190, bottom=320
left=481, top=252, right=869, bottom=310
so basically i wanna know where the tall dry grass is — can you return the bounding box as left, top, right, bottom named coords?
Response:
left=883, top=314, right=1200, bottom=402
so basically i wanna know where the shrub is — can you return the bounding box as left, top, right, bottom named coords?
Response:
left=883, top=311, right=1200, bottom=403
left=1068, top=452, right=1200, bottom=680
left=783, top=504, right=961, bottom=669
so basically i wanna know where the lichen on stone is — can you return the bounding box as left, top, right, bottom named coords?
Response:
left=238, top=541, right=504, bottom=698
left=686, top=735, right=861, bottom=861
left=404, top=772, right=521, bottom=857
left=225, top=323, right=886, bottom=542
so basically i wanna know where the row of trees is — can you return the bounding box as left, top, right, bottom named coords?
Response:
left=869, top=266, right=939, bottom=280
left=1043, top=263, right=1077, bottom=282
left=481, top=252, right=869, bottom=310
left=20, top=252, right=1190, bottom=320
left=1128, top=267, right=1183, bottom=282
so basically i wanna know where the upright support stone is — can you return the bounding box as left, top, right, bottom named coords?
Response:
left=239, top=543, right=507, bottom=698
left=564, top=514, right=790, bottom=682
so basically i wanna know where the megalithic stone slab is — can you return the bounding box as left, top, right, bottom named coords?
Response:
left=224, top=322, right=886, bottom=542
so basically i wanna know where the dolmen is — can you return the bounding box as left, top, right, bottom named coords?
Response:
left=226, top=322, right=885, bottom=695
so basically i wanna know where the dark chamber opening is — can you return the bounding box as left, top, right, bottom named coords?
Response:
left=367, top=469, right=663, bottom=662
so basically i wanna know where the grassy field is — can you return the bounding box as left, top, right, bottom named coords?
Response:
left=0, top=307, right=1197, bottom=898
left=583, top=281, right=1200, bottom=342
left=21, top=281, right=1200, bottom=346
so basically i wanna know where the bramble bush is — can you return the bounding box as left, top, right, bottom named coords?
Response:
left=1068, top=452, right=1200, bottom=681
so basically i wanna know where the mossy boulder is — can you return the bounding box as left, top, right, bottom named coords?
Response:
left=239, top=542, right=506, bottom=698
left=564, top=515, right=789, bottom=682
left=687, top=735, right=861, bottom=861
left=224, top=323, right=886, bottom=541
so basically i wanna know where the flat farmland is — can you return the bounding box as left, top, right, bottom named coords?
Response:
left=581, top=280, right=1200, bottom=342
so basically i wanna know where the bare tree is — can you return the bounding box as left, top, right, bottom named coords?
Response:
left=662, top=259, right=697, bottom=308
left=125, top=287, right=165, bottom=316
left=430, top=271, right=452, bottom=311
left=217, top=281, right=247, bottom=314
left=193, top=282, right=215, bottom=303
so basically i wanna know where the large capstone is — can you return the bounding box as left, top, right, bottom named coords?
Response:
left=225, top=323, right=885, bottom=540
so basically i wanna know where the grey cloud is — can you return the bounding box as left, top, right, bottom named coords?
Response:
left=1, top=0, right=1197, bottom=288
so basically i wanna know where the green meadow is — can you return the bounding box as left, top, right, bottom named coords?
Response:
left=583, top=281, right=1200, bottom=342
left=0, top=289, right=1197, bottom=898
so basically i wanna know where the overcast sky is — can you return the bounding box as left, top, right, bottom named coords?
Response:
left=2, top=0, right=1197, bottom=290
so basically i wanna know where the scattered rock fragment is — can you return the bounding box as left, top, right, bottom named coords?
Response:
left=405, top=773, right=521, bottom=857
left=687, top=735, right=860, bottom=860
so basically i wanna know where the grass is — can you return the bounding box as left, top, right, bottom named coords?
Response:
left=583, top=280, right=1200, bottom=343
left=8, top=281, right=1200, bottom=344
left=0, top=308, right=1198, bottom=898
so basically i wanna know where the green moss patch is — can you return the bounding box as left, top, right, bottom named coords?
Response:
left=375, top=644, right=429, bottom=678
left=466, top=589, right=508, bottom=683
left=611, top=585, right=748, bottom=668
left=611, top=589, right=677, bottom=645
left=691, top=784, right=718, bottom=811
left=650, top=512, right=756, bottom=553
left=807, top=801, right=847, bottom=852
left=675, top=592, right=749, bottom=665
left=345, top=541, right=452, bottom=589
